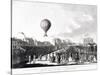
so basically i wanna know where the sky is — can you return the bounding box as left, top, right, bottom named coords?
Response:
left=12, top=0, right=97, bottom=43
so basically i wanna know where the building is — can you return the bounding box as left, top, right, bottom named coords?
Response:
left=83, top=37, right=94, bottom=45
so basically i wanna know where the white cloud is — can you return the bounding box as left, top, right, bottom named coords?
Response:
left=83, top=14, right=93, bottom=21
left=70, top=20, right=81, bottom=29
left=65, top=27, right=72, bottom=33
left=78, top=14, right=93, bottom=22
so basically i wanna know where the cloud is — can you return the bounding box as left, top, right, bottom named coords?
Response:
left=63, top=14, right=94, bottom=34
left=83, top=14, right=93, bottom=21
left=65, top=27, right=72, bottom=33
left=77, top=14, right=93, bottom=22
left=64, top=19, right=81, bottom=34
left=70, top=20, right=81, bottom=29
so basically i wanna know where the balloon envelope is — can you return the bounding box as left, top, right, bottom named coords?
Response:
left=40, top=19, right=51, bottom=36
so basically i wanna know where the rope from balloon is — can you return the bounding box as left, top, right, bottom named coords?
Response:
left=44, top=32, right=47, bottom=37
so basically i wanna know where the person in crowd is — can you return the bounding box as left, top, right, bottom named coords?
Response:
left=52, top=53, right=55, bottom=62
left=57, top=53, right=61, bottom=64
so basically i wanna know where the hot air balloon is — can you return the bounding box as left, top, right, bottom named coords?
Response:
left=40, top=19, right=51, bottom=37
